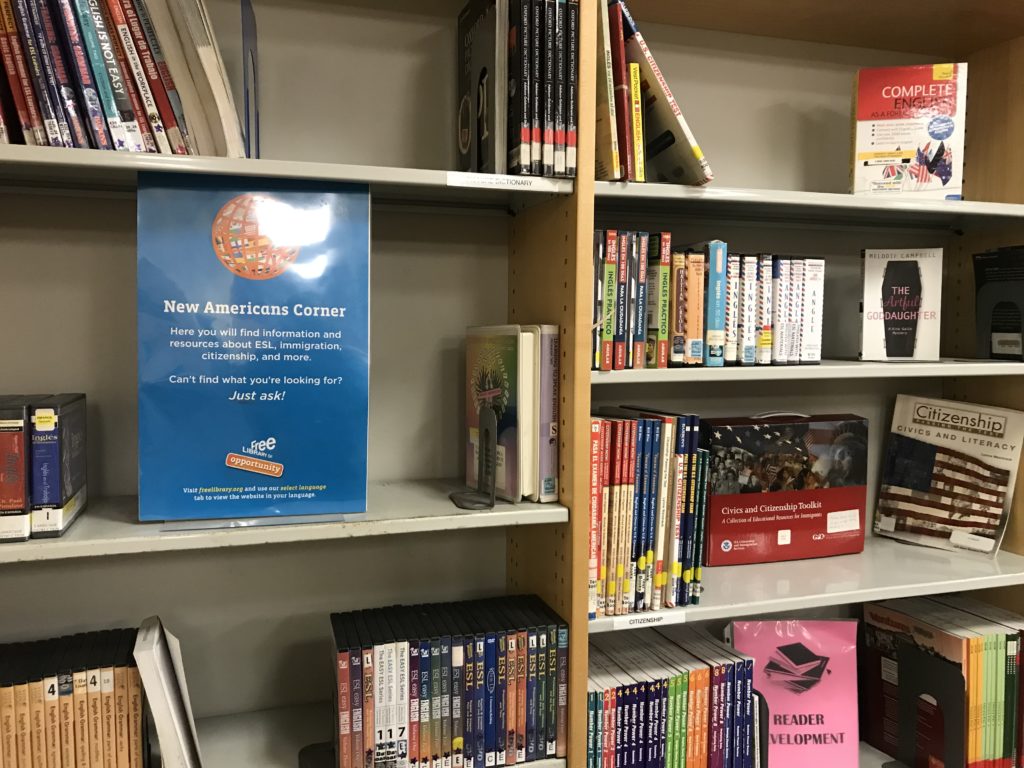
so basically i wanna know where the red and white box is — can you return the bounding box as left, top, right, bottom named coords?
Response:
left=702, top=413, right=868, bottom=566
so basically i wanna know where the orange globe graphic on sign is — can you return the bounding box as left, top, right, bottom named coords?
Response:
left=211, top=193, right=300, bottom=280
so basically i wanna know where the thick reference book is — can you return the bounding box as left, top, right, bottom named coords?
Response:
left=30, top=393, right=88, bottom=537
left=875, top=394, right=1024, bottom=556
left=852, top=63, right=967, bottom=199
left=137, top=173, right=370, bottom=521
left=860, top=248, right=942, bottom=361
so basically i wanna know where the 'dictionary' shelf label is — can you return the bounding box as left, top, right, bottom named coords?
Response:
left=445, top=171, right=548, bottom=191
left=137, top=172, right=370, bottom=522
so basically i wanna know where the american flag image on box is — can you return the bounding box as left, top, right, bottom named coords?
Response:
left=878, top=433, right=1008, bottom=552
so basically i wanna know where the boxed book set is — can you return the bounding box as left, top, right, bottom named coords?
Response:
left=0, top=393, right=87, bottom=541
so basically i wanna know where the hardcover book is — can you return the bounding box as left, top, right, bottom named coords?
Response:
left=702, top=412, right=868, bottom=566
left=456, top=0, right=508, bottom=175
left=137, top=172, right=370, bottom=521
left=30, top=393, right=88, bottom=537
left=875, top=395, right=1024, bottom=556
left=729, top=620, right=858, bottom=768
left=860, top=248, right=942, bottom=361
left=852, top=63, right=967, bottom=199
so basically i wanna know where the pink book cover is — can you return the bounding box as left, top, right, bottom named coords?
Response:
left=729, top=620, right=859, bottom=768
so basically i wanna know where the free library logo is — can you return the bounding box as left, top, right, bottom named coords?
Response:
left=211, top=193, right=300, bottom=280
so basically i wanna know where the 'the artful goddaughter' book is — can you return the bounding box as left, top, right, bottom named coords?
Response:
left=852, top=63, right=967, bottom=199
left=860, top=248, right=943, bottom=361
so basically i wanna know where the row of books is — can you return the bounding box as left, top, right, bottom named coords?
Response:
left=0, top=393, right=87, bottom=542
left=595, top=0, right=711, bottom=185
left=587, top=626, right=762, bottom=768
left=587, top=410, right=710, bottom=620
left=863, top=594, right=1024, bottom=768
left=0, top=617, right=200, bottom=768
left=591, top=232, right=825, bottom=371
left=0, top=0, right=243, bottom=155
left=457, top=0, right=578, bottom=178
left=330, top=595, right=569, bottom=768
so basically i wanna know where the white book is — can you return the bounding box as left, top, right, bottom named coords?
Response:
left=395, top=640, right=409, bottom=768
left=136, top=0, right=215, bottom=155
left=724, top=253, right=740, bottom=364
left=771, top=258, right=789, bottom=364
left=165, top=0, right=244, bottom=156
left=738, top=255, right=757, bottom=365
left=649, top=416, right=674, bottom=611
left=860, top=248, right=943, bottom=361
left=133, top=617, right=202, bottom=768
left=755, top=255, right=773, bottom=365
left=800, top=259, right=825, bottom=363
left=787, top=259, right=804, bottom=364
left=594, top=0, right=620, bottom=180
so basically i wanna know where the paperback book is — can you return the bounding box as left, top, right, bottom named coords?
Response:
left=875, top=395, right=1024, bottom=555
left=860, top=248, right=943, bottom=361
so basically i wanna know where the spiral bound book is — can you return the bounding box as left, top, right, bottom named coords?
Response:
left=860, top=248, right=943, bottom=361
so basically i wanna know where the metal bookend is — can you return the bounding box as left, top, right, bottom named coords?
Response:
left=450, top=404, right=498, bottom=510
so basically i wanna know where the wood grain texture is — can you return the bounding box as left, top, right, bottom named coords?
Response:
left=506, top=1, right=596, bottom=765
left=623, top=0, right=1024, bottom=58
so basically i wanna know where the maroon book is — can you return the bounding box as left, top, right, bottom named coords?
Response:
left=608, top=2, right=633, bottom=181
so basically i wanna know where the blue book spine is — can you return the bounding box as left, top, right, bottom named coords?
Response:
left=723, top=663, right=735, bottom=768
left=634, top=682, right=645, bottom=768
left=743, top=658, right=753, bottom=768
left=51, top=0, right=112, bottom=149
left=495, top=633, right=506, bottom=766
left=473, top=637, right=485, bottom=768
left=704, top=240, right=727, bottom=366
left=733, top=659, right=744, bottom=768
left=11, top=0, right=62, bottom=145
left=644, top=419, right=662, bottom=611
left=25, top=0, right=74, bottom=146
left=483, top=633, right=497, bottom=767
left=627, top=684, right=637, bottom=768
left=30, top=421, right=61, bottom=508
left=525, top=630, right=537, bottom=762
left=37, top=0, right=89, bottom=147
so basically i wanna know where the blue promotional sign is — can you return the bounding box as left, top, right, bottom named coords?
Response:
left=137, top=172, right=370, bottom=521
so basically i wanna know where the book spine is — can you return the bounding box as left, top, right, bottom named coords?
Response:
left=29, top=410, right=61, bottom=507
left=552, top=0, right=565, bottom=176
left=127, top=664, right=142, bottom=768
left=439, top=636, right=450, bottom=768
left=704, top=241, right=726, bottom=367
left=787, top=258, right=804, bottom=365
left=72, top=668, right=88, bottom=768
left=555, top=625, right=567, bottom=759
left=109, top=3, right=153, bottom=151
left=528, top=0, right=542, bottom=174
left=495, top=634, right=506, bottom=766
left=771, top=257, right=790, bottom=364
left=101, top=0, right=169, bottom=152
left=0, top=0, right=42, bottom=144
left=363, top=646, right=375, bottom=768
left=39, top=0, right=90, bottom=147
left=684, top=252, right=705, bottom=365
left=691, top=449, right=710, bottom=605
left=624, top=231, right=637, bottom=369
left=755, top=254, right=773, bottom=365
left=632, top=232, right=649, bottom=369
left=408, top=642, right=420, bottom=768
left=724, top=252, right=741, bottom=365
left=628, top=61, right=644, bottom=182
left=0, top=411, right=28, bottom=514
left=10, top=0, right=62, bottom=145
left=613, top=231, right=629, bottom=370
left=633, top=419, right=650, bottom=612
left=101, top=664, right=116, bottom=768
left=117, top=0, right=185, bottom=152
left=597, top=422, right=611, bottom=619
left=800, top=258, right=825, bottom=364
left=536, top=628, right=548, bottom=760
left=351, top=648, right=364, bottom=768
left=132, top=0, right=191, bottom=152
left=503, top=633, right=515, bottom=766
left=430, top=638, right=441, bottom=768
left=51, top=0, right=113, bottom=149
left=460, top=638, right=472, bottom=768
left=594, top=0, right=619, bottom=180
left=738, top=255, right=757, bottom=365
left=67, top=0, right=122, bottom=148
left=621, top=420, right=637, bottom=616
left=565, top=0, right=577, bottom=176
left=588, top=418, right=602, bottom=620
left=600, top=229, right=618, bottom=371
left=25, top=0, right=74, bottom=146
left=515, top=631, right=526, bottom=764
left=339, top=650, right=352, bottom=768
left=508, top=0, right=530, bottom=173
left=545, top=627, right=557, bottom=758
left=541, top=0, right=554, bottom=176
left=473, top=636, right=484, bottom=768
left=58, top=669, right=74, bottom=768
left=607, top=1, right=632, bottom=181
left=539, top=327, right=558, bottom=503
left=525, top=632, right=537, bottom=762
left=669, top=251, right=686, bottom=366
left=593, top=231, right=603, bottom=370
left=418, top=641, right=430, bottom=768
left=86, top=0, right=142, bottom=150
left=665, top=425, right=685, bottom=608
left=452, top=639, right=463, bottom=768
left=605, top=421, right=622, bottom=616
left=656, top=234, right=671, bottom=367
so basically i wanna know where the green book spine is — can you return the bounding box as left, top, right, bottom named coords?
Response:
left=679, top=670, right=689, bottom=768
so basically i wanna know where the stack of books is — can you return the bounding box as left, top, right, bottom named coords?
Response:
left=329, top=595, right=568, bottom=768
left=0, top=393, right=87, bottom=542
left=588, top=409, right=710, bottom=620
left=0, top=0, right=244, bottom=155
left=592, top=232, right=826, bottom=371
left=587, top=627, right=759, bottom=768
left=457, top=0, right=578, bottom=178
left=595, top=0, right=711, bottom=185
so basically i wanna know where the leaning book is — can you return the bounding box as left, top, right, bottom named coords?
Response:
left=875, top=394, right=1024, bottom=555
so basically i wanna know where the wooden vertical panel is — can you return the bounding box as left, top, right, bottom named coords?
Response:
left=507, top=1, right=596, bottom=766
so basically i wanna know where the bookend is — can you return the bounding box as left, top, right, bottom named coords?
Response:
left=892, top=643, right=966, bottom=768
left=298, top=741, right=333, bottom=768
left=450, top=403, right=498, bottom=510
left=976, top=287, right=1024, bottom=360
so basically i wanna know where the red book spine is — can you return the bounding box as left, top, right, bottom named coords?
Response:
left=657, top=233, right=671, bottom=368
left=0, top=0, right=43, bottom=144
left=614, top=232, right=629, bottom=370
left=117, top=0, right=184, bottom=153
left=608, top=2, right=633, bottom=181
left=598, top=420, right=611, bottom=617
left=632, top=233, right=649, bottom=368
left=0, top=429, right=26, bottom=511
left=600, top=229, right=617, bottom=371
left=588, top=418, right=602, bottom=620
left=605, top=420, right=622, bottom=617
left=338, top=652, right=351, bottom=768
left=99, top=0, right=153, bottom=151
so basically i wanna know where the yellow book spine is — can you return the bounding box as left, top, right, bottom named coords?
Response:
left=629, top=62, right=645, bottom=182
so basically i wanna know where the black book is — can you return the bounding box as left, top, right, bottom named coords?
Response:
left=528, top=0, right=542, bottom=173
left=507, top=0, right=530, bottom=173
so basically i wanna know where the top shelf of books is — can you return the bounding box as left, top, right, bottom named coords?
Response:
left=622, top=0, right=1024, bottom=58
left=594, top=181, right=1024, bottom=228
left=0, top=145, right=574, bottom=208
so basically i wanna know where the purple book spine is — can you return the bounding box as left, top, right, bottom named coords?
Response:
left=538, top=326, right=559, bottom=502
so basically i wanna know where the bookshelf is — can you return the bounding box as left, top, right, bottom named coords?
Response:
left=2, top=0, right=1024, bottom=766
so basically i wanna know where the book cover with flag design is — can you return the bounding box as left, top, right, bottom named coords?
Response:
left=875, top=395, right=1024, bottom=555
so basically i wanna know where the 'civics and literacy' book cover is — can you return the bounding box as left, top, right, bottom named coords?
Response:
left=137, top=172, right=370, bottom=521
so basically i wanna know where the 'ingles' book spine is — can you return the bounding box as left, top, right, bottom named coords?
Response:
left=508, top=0, right=530, bottom=174
left=703, top=240, right=726, bottom=367
left=600, top=230, right=618, bottom=371
left=738, top=255, right=757, bottom=365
